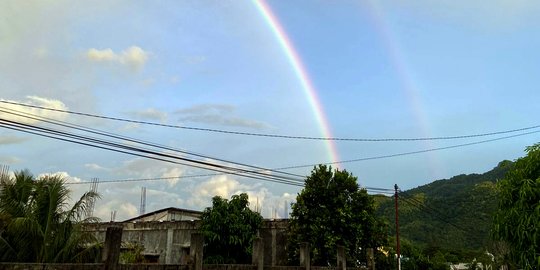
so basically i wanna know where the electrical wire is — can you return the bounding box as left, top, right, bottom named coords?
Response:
left=0, top=110, right=398, bottom=192
left=1, top=107, right=537, bottom=188
left=276, top=129, right=540, bottom=170
left=398, top=193, right=486, bottom=240
left=0, top=113, right=397, bottom=191
left=402, top=191, right=497, bottom=223
left=2, top=100, right=539, bottom=142
left=0, top=107, right=408, bottom=193
left=63, top=173, right=396, bottom=196
left=1, top=104, right=537, bottom=192
left=0, top=118, right=306, bottom=187
left=0, top=107, right=303, bottom=179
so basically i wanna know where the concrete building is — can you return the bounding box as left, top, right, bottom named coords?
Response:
left=85, top=208, right=288, bottom=265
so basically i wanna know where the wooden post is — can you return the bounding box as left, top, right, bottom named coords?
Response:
left=367, top=248, right=375, bottom=270
left=102, top=226, right=123, bottom=270
left=190, top=233, right=204, bottom=270
left=336, top=245, right=346, bottom=270
left=252, top=237, right=264, bottom=270
left=395, top=184, right=401, bottom=270
left=299, top=242, right=310, bottom=270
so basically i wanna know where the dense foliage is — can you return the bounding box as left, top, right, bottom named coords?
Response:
left=287, top=165, right=387, bottom=266
left=199, top=193, right=263, bottom=264
left=0, top=170, right=100, bottom=262
left=493, top=143, right=540, bottom=269
left=375, top=160, right=513, bottom=265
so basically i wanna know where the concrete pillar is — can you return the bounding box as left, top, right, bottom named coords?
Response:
left=299, top=242, right=310, bottom=270
left=190, top=233, right=204, bottom=270
left=166, top=228, right=174, bottom=264
left=252, top=237, right=264, bottom=270
left=366, top=248, right=375, bottom=270
left=336, top=245, right=346, bottom=270
left=102, top=226, right=123, bottom=270
left=271, top=227, right=277, bottom=266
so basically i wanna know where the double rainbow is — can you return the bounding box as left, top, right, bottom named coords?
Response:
left=254, top=0, right=341, bottom=166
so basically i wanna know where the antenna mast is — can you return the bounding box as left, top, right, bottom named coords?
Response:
left=140, top=186, right=147, bottom=215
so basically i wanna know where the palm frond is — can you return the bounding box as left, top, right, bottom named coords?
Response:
left=0, top=169, right=102, bottom=263
left=65, top=191, right=101, bottom=223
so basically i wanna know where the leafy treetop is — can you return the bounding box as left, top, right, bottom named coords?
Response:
left=288, top=165, right=387, bottom=266
left=200, top=193, right=263, bottom=264
left=493, top=143, right=540, bottom=269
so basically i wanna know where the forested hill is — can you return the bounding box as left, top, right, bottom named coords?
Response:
left=374, top=160, right=514, bottom=253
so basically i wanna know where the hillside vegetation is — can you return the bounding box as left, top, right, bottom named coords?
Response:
left=375, top=160, right=514, bottom=256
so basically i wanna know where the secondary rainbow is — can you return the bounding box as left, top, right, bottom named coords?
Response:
left=253, top=0, right=341, bottom=166
left=362, top=0, right=443, bottom=177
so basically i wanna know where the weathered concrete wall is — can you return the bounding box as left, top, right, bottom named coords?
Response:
left=0, top=264, right=365, bottom=270
left=85, top=220, right=200, bottom=264
left=261, top=220, right=288, bottom=266
left=84, top=219, right=289, bottom=265
left=0, top=263, right=102, bottom=270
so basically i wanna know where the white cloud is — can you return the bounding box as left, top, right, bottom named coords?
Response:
left=128, top=108, right=168, bottom=123
left=0, top=156, right=21, bottom=164
left=0, top=96, right=69, bottom=124
left=161, top=167, right=183, bottom=187
left=86, top=48, right=116, bottom=61
left=0, top=135, right=28, bottom=145
left=120, top=203, right=139, bottom=218
left=197, top=175, right=244, bottom=198
left=176, top=104, right=235, bottom=115
left=89, top=183, right=187, bottom=221
left=94, top=200, right=139, bottom=222
left=117, top=123, right=141, bottom=132
left=115, top=157, right=186, bottom=187
left=187, top=175, right=250, bottom=208
left=0, top=1, right=104, bottom=110
left=84, top=163, right=109, bottom=171
left=86, top=46, right=150, bottom=71
left=175, top=104, right=271, bottom=129
left=184, top=174, right=297, bottom=218
left=120, top=46, right=149, bottom=70
left=37, top=171, right=82, bottom=183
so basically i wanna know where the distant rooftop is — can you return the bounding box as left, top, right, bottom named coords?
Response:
left=124, top=207, right=203, bottom=222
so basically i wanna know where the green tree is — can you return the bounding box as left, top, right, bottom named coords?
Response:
left=200, top=193, right=263, bottom=264
left=287, top=165, right=387, bottom=266
left=493, top=143, right=540, bottom=269
left=0, top=170, right=101, bottom=262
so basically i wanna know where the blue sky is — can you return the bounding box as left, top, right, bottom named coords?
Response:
left=1, top=0, right=539, bottom=220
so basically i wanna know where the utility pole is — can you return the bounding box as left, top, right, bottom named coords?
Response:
left=394, top=184, right=401, bottom=270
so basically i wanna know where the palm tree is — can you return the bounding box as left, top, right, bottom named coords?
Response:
left=0, top=170, right=101, bottom=262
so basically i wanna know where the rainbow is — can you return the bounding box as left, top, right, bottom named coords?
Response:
left=362, top=0, right=443, bottom=177
left=253, top=0, right=341, bottom=166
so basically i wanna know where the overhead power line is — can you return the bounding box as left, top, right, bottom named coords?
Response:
left=0, top=107, right=302, bottom=179
left=0, top=108, right=395, bottom=192
left=0, top=109, right=397, bottom=191
left=0, top=117, right=306, bottom=187
left=1, top=105, right=538, bottom=192
left=1, top=106, right=538, bottom=184
left=398, top=194, right=484, bottom=240
left=64, top=173, right=395, bottom=194
left=277, top=129, right=540, bottom=170
left=0, top=106, right=309, bottom=180
left=2, top=100, right=539, bottom=142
